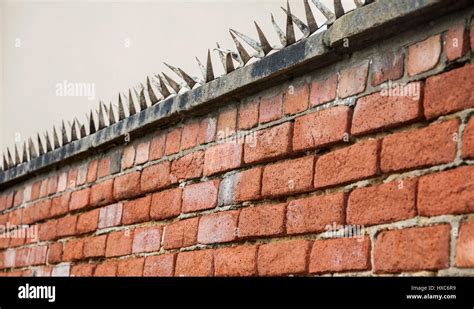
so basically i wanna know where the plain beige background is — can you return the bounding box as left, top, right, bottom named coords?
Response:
left=0, top=0, right=351, bottom=158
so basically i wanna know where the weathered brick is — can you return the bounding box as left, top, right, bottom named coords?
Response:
left=56, top=216, right=77, bottom=238
left=113, top=171, right=141, bottom=201
left=122, top=145, right=135, bottom=170
left=408, top=34, right=441, bottom=76
left=463, top=116, right=474, bottom=159
left=71, top=264, right=95, bottom=277
left=171, top=151, right=204, bottom=182
left=63, top=239, right=84, bottom=262
left=30, top=245, right=47, bottom=266
left=310, top=73, right=337, bottom=107
left=284, top=83, right=309, bottom=115
left=381, top=120, right=458, bottom=173
left=456, top=220, right=474, bottom=267
left=76, top=163, right=88, bottom=186
left=86, top=160, right=98, bottom=183
left=294, top=105, right=352, bottom=151
left=132, top=226, right=161, bottom=253
left=163, top=217, right=198, bottom=250
left=83, top=235, right=107, bottom=258
left=105, top=230, right=134, bottom=257
left=258, top=240, right=311, bottom=276
left=98, top=156, right=111, bottom=179
left=90, top=180, right=114, bottom=207
left=39, top=220, right=57, bottom=242
left=214, top=245, right=257, bottom=277
left=424, top=64, right=474, bottom=119
left=140, top=162, right=171, bottom=193
left=204, top=142, right=243, bottom=176
left=31, top=181, right=41, bottom=201
left=417, top=166, right=474, bottom=216
left=217, top=106, right=237, bottom=139
left=352, top=82, right=422, bottom=136
left=315, top=139, right=379, bottom=189
left=149, top=133, right=166, bottom=161
left=94, top=261, right=117, bottom=277
left=122, top=195, right=151, bottom=225
left=98, top=202, right=123, bottom=229
left=13, top=189, right=23, bottom=207
left=244, top=122, right=292, bottom=164
left=262, top=156, right=314, bottom=198
left=238, top=203, right=286, bottom=238
left=144, top=254, right=175, bottom=277
left=150, top=188, right=182, bottom=220
left=309, top=237, right=371, bottom=274
left=347, top=179, right=417, bottom=225
left=76, top=209, right=99, bottom=234
left=117, top=257, right=144, bottom=277
left=39, top=179, right=48, bottom=198
left=165, top=127, right=182, bottom=155
left=259, top=93, right=282, bottom=124
left=135, top=141, right=150, bottom=165
left=238, top=99, right=259, bottom=130
left=69, top=188, right=90, bottom=211
left=287, top=192, right=345, bottom=235
left=218, top=167, right=262, bottom=206
left=50, top=192, right=70, bottom=217
left=445, top=23, right=470, bottom=61
left=67, top=167, right=78, bottom=189
left=23, top=200, right=51, bottom=224
left=181, top=120, right=200, bottom=150
left=48, top=243, right=62, bottom=264
left=47, top=176, right=58, bottom=196
left=182, top=180, right=219, bottom=213
left=371, top=48, right=405, bottom=86
left=374, top=225, right=451, bottom=273
left=197, top=210, right=239, bottom=244
left=175, top=250, right=213, bottom=277
left=338, top=61, right=369, bottom=98
left=199, top=116, right=217, bottom=144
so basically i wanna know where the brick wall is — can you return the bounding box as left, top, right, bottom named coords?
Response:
left=1, top=10, right=474, bottom=277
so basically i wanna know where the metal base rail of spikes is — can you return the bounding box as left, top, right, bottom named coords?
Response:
left=1, top=0, right=374, bottom=172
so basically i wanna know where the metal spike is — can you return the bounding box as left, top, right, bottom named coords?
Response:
left=225, top=52, right=235, bottom=73
left=89, top=111, right=96, bottom=135
left=118, top=94, right=126, bottom=120
left=334, top=0, right=345, bottom=18
left=206, top=49, right=215, bottom=82
left=7, top=148, right=14, bottom=167
left=108, top=102, right=116, bottom=125
left=37, top=133, right=45, bottom=156
left=365, top=0, right=375, bottom=4
left=304, top=0, right=318, bottom=34
left=281, top=4, right=310, bottom=38
left=195, top=57, right=207, bottom=82
left=44, top=132, right=52, bottom=152
left=229, top=31, right=251, bottom=65
left=254, top=22, right=272, bottom=55
left=271, top=13, right=286, bottom=47
left=79, top=124, right=86, bottom=139
left=138, top=88, right=147, bottom=111
left=22, top=142, right=28, bottom=163
left=69, top=120, right=78, bottom=142
left=230, top=28, right=264, bottom=57
left=284, top=2, right=295, bottom=45
left=97, top=102, right=106, bottom=130
left=162, top=73, right=181, bottom=94
left=147, top=77, right=159, bottom=105
left=61, top=121, right=69, bottom=145
left=3, top=153, right=8, bottom=170
left=14, top=144, right=20, bottom=165
left=128, top=89, right=137, bottom=116
left=28, top=137, right=37, bottom=159
left=163, top=63, right=198, bottom=89
left=354, top=0, right=364, bottom=7
left=53, top=127, right=61, bottom=149
left=311, top=0, right=335, bottom=23
left=157, top=74, right=172, bottom=98
left=215, top=43, right=226, bottom=70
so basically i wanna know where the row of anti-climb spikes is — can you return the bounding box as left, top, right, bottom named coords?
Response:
left=1, top=0, right=374, bottom=172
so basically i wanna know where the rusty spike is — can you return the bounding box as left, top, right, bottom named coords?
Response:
left=334, top=0, right=345, bottom=18
left=22, top=142, right=28, bottom=163
left=44, top=132, right=52, bottom=152
left=128, top=89, right=137, bottom=116
left=108, top=102, right=116, bottom=125
left=254, top=22, right=272, bottom=55
left=229, top=31, right=251, bottom=65
left=304, top=0, right=318, bottom=34
left=37, top=133, right=45, bottom=156
left=162, top=73, right=181, bottom=94
left=206, top=49, right=215, bottom=82
left=28, top=137, right=37, bottom=159
left=230, top=28, right=264, bottom=58
left=157, top=74, right=172, bottom=98
left=61, top=121, right=69, bottom=145
left=311, top=0, right=335, bottom=23
left=281, top=2, right=310, bottom=38
left=163, top=63, right=198, bottom=89
left=89, top=111, right=96, bottom=135
left=147, top=76, right=159, bottom=105
left=284, top=1, right=295, bottom=45
left=118, top=93, right=126, bottom=120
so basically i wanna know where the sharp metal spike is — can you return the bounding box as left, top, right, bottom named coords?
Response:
left=69, top=120, right=78, bottom=142
left=163, top=62, right=199, bottom=88
left=354, top=0, right=364, bottom=7
left=108, top=102, right=116, bottom=125
left=138, top=88, right=147, bottom=111
left=365, top=0, right=375, bottom=4
left=283, top=2, right=295, bottom=45
left=28, top=137, right=37, bottom=159
left=229, top=31, right=251, bottom=65
left=157, top=74, right=172, bottom=98
left=14, top=144, right=20, bottom=165
left=195, top=57, right=207, bottom=82
left=53, top=127, right=61, bottom=149
left=61, top=121, right=69, bottom=145
left=333, top=0, right=345, bottom=18
left=89, top=111, right=96, bottom=135
left=37, top=133, right=45, bottom=156
left=7, top=148, right=14, bottom=167
left=215, top=43, right=226, bottom=70
left=118, top=93, right=126, bottom=120
left=98, top=102, right=106, bottom=130
left=44, top=132, right=53, bottom=152
left=254, top=22, right=272, bottom=55
left=225, top=52, right=235, bottom=73
left=162, top=72, right=181, bottom=94
left=3, top=153, right=8, bottom=170
left=146, top=76, right=159, bottom=104
left=128, top=89, right=137, bottom=116
left=22, top=142, right=28, bottom=163
left=271, top=13, right=287, bottom=47
left=281, top=4, right=310, bottom=38
left=206, top=49, right=215, bottom=82
left=230, top=28, right=264, bottom=57
left=304, top=0, right=318, bottom=34
left=311, top=0, right=335, bottom=23
left=79, top=124, right=86, bottom=139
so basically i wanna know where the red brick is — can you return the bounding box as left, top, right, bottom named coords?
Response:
left=144, top=254, right=175, bottom=277
left=140, top=162, right=171, bottom=193
left=76, top=209, right=99, bottom=234
left=149, top=133, right=166, bottom=161
left=374, top=225, right=451, bottom=273
left=117, top=257, right=144, bottom=277
left=234, top=167, right=262, bottom=202
left=50, top=193, right=70, bottom=217
left=98, top=156, right=111, bottom=178
left=132, top=226, right=161, bottom=253
left=258, top=240, right=311, bottom=276
left=170, top=151, right=204, bottom=182
left=63, top=239, right=84, bottom=262
left=33, top=266, right=52, bottom=277
left=71, top=264, right=95, bottom=277
left=57, top=172, right=68, bottom=193
left=113, top=171, right=141, bottom=201
left=86, top=160, right=98, bottom=183
left=310, top=74, right=338, bottom=107
left=446, top=23, right=470, bottom=61
left=69, top=188, right=90, bottom=211
left=90, top=180, right=114, bottom=207
left=77, top=164, right=88, bottom=186
left=463, top=116, right=474, bottom=159
left=175, top=250, right=214, bottom=277
left=338, top=61, right=369, bottom=98
left=456, top=220, right=474, bottom=267
left=217, top=106, right=237, bottom=139
left=106, top=230, right=133, bottom=257
left=417, top=166, right=474, bottom=216
left=5, top=192, right=14, bottom=209
left=284, top=83, right=309, bottom=115
left=23, top=200, right=50, bottom=224
left=13, top=189, right=23, bottom=207
left=381, top=120, right=458, bottom=173
left=39, top=179, right=48, bottom=198
left=150, top=188, right=182, bottom=220
left=262, top=156, right=314, bottom=198
left=122, top=195, right=151, bottom=225
left=287, top=192, right=345, bottom=235
left=165, top=127, right=182, bottom=155
left=163, top=217, right=198, bottom=250
left=48, top=242, right=62, bottom=264
left=122, top=145, right=135, bottom=170
left=371, top=48, right=405, bottom=86
left=408, top=35, right=441, bottom=76
left=315, top=139, right=379, bottom=189
left=182, top=180, right=219, bottom=213
left=199, top=116, right=217, bottom=144
left=94, top=261, right=117, bottom=277
left=472, top=18, right=474, bottom=53
left=39, top=220, right=57, bottom=241
left=259, top=93, right=282, bottom=124
left=214, top=245, right=257, bottom=277
left=135, top=141, right=150, bottom=165
left=309, top=237, right=371, bottom=274
left=15, top=247, right=30, bottom=267
left=204, top=142, right=243, bottom=176
left=67, top=167, right=78, bottom=189
left=238, top=99, right=259, bottom=130
left=294, top=106, right=351, bottom=151
left=30, top=245, right=47, bottom=266
left=47, top=176, right=58, bottom=196
left=98, top=202, right=123, bottom=229
left=31, top=181, right=41, bottom=201
left=352, top=82, right=422, bottom=136
left=347, top=179, right=417, bottom=225
left=197, top=210, right=239, bottom=244
left=424, top=64, right=474, bottom=119
left=244, top=122, right=292, bottom=164
left=181, top=120, right=200, bottom=150
left=238, top=203, right=286, bottom=238
left=56, top=216, right=77, bottom=238
left=83, top=235, right=107, bottom=258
